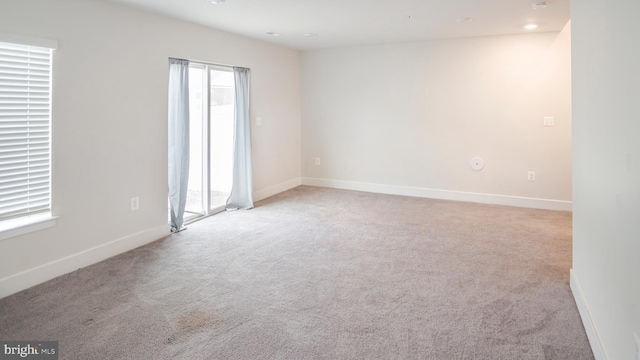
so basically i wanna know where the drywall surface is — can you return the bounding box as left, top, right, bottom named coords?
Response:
left=302, top=26, right=571, bottom=203
left=572, top=0, right=640, bottom=358
left=0, top=0, right=300, bottom=286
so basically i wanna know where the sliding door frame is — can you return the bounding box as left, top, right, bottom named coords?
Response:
left=183, top=62, right=233, bottom=225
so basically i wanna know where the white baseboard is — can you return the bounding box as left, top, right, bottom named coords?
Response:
left=0, top=225, right=170, bottom=299
left=301, top=177, right=572, bottom=211
left=570, top=269, right=607, bottom=360
left=254, top=177, right=301, bottom=203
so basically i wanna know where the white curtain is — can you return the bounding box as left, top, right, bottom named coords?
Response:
left=226, top=67, right=254, bottom=210
left=168, top=58, right=190, bottom=231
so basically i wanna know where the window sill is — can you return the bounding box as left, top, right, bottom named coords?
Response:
left=0, top=213, right=58, bottom=241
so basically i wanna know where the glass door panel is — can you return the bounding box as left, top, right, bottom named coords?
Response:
left=209, top=69, right=234, bottom=211
left=184, top=66, right=205, bottom=219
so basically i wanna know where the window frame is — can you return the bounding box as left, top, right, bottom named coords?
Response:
left=178, top=61, right=236, bottom=225
left=0, top=34, right=58, bottom=241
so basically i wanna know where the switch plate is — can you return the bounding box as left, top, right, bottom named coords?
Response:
left=131, top=197, right=139, bottom=211
left=256, top=116, right=262, bottom=126
left=315, top=157, right=321, bottom=166
left=634, top=332, right=640, bottom=360
left=544, top=116, right=554, bottom=127
left=527, top=171, right=536, bottom=181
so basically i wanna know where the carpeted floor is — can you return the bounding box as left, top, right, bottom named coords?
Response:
left=0, top=186, right=593, bottom=359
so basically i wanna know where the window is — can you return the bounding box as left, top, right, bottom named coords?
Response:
left=0, top=39, right=56, bottom=239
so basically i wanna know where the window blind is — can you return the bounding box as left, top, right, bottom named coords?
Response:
left=0, top=41, right=52, bottom=221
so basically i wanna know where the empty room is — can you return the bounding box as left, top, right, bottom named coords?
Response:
left=0, top=0, right=637, bottom=359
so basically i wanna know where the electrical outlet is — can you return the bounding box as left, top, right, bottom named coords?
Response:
left=544, top=116, right=555, bottom=127
left=634, top=332, right=640, bottom=360
left=131, top=197, right=139, bottom=211
left=315, top=157, right=321, bottom=166
left=527, top=171, right=536, bottom=181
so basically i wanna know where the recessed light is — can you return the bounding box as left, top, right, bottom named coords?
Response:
left=304, top=33, right=318, bottom=38
left=207, top=0, right=225, bottom=4
left=266, top=32, right=281, bottom=37
left=524, top=23, right=538, bottom=30
left=531, top=1, right=548, bottom=10
left=456, top=17, right=474, bottom=23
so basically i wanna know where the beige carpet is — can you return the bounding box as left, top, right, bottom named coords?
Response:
left=0, top=186, right=593, bottom=359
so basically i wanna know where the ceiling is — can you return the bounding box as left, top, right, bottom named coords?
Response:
left=104, top=0, right=571, bottom=51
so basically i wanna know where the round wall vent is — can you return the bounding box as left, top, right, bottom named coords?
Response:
left=470, top=157, right=484, bottom=171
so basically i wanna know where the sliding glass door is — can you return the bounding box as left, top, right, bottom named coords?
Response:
left=183, top=64, right=235, bottom=222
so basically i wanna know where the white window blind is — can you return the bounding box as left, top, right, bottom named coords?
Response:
left=0, top=41, right=52, bottom=222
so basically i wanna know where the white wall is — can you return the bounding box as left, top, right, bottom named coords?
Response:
left=0, top=0, right=301, bottom=296
left=302, top=25, right=571, bottom=209
left=571, top=0, right=640, bottom=359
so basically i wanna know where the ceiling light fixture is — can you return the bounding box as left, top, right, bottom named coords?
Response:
left=524, top=23, right=538, bottom=29
left=304, top=33, right=318, bottom=38
left=531, top=1, right=548, bottom=10
left=265, top=31, right=281, bottom=37
left=456, top=17, right=474, bottom=23
left=207, top=0, right=225, bottom=4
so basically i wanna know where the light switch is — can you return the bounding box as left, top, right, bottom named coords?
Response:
left=256, top=116, right=262, bottom=126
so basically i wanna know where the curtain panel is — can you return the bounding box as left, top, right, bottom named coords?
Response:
left=226, top=67, right=254, bottom=210
left=168, top=58, right=190, bottom=231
